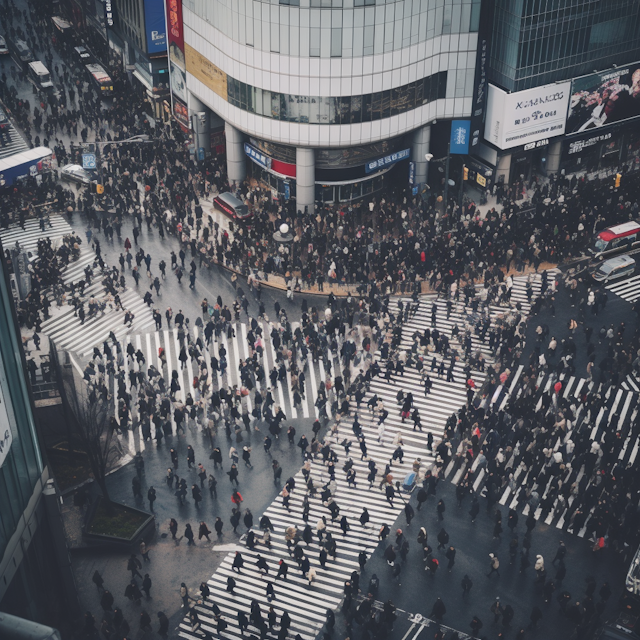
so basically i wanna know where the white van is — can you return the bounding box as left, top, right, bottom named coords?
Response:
left=28, top=61, right=53, bottom=90
left=591, top=254, right=636, bottom=283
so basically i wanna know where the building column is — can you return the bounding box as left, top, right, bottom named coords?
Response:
left=225, top=122, right=246, bottom=186
left=296, top=147, right=315, bottom=213
left=411, top=124, right=431, bottom=185
left=495, top=153, right=511, bottom=184
left=546, top=140, right=562, bottom=176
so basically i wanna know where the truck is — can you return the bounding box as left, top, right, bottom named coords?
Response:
left=0, top=147, right=56, bottom=189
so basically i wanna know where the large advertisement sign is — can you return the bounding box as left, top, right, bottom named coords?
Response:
left=185, top=44, right=228, bottom=101
left=166, top=0, right=184, bottom=65
left=566, top=63, right=640, bottom=135
left=144, top=0, right=167, bottom=54
left=165, top=0, right=190, bottom=129
left=484, top=82, right=571, bottom=150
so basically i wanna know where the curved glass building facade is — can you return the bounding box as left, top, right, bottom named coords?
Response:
left=170, top=0, right=481, bottom=208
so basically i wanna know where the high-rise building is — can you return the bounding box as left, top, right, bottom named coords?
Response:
left=473, top=0, right=640, bottom=185
left=166, top=0, right=482, bottom=208
left=0, top=243, right=75, bottom=633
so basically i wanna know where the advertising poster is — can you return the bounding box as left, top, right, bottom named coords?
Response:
left=566, top=63, right=640, bottom=134
left=167, top=0, right=185, bottom=68
left=484, top=82, right=571, bottom=150
left=173, top=98, right=190, bottom=128
left=185, top=44, right=228, bottom=101
left=144, top=0, right=167, bottom=54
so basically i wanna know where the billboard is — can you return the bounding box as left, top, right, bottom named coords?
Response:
left=185, top=44, right=228, bottom=101
left=566, top=63, right=640, bottom=135
left=166, top=0, right=185, bottom=67
left=165, top=0, right=189, bottom=128
left=484, top=82, right=571, bottom=150
left=144, top=0, right=167, bottom=54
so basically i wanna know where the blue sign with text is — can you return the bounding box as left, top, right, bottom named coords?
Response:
left=244, top=143, right=272, bottom=170
left=450, top=120, right=471, bottom=154
left=144, top=0, right=167, bottom=55
left=365, top=148, right=410, bottom=174
left=284, top=182, right=291, bottom=200
left=82, top=153, right=96, bottom=170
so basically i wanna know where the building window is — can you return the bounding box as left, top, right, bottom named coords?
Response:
left=226, top=71, right=447, bottom=123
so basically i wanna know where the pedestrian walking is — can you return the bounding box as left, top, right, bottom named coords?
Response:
left=487, top=553, right=500, bottom=577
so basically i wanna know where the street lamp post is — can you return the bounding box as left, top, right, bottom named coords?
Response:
left=443, top=142, right=451, bottom=207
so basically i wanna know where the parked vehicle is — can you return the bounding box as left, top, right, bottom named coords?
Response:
left=0, top=36, right=9, bottom=55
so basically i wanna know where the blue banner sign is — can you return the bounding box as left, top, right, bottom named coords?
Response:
left=450, top=120, right=471, bottom=154
left=365, top=148, right=410, bottom=174
left=244, top=143, right=272, bottom=170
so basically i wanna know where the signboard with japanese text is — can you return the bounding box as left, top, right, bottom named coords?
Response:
left=244, top=143, right=272, bottom=170
left=185, top=44, right=228, bottom=101
left=450, top=120, right=471, bottom=154
left=566, top=63, right=640, bottom=135
left=567, top=131, right=613, bottom=155
left=484, top=82, right=571, bottom=150
left=364, top=148, right=410, bottom=174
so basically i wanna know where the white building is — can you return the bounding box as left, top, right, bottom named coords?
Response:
left=168, top=0, right=481, bottom=209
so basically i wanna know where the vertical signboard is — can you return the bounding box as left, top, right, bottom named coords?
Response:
left=469, top=0, right=494, bottom=151
left=144, top=0, right=167, bottom=55
left=450, top=120, right=471, bottom=154
left=166, top=0, right=190, bottom=128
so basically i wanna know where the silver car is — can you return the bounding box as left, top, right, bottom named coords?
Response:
left=0, top=36, right=8, bottom=55
left=60, top=164, right=92, bottom=186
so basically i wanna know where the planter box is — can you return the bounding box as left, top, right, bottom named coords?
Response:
left=82, top=496, right=155, bottom=549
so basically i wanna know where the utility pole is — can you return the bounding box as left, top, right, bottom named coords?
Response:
left=443, top=142, right=451, bottom=208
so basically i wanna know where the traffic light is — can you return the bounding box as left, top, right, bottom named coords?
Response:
left=615, top=173, right=622, bottom=188
left=463, top=166, right=469, bottom=181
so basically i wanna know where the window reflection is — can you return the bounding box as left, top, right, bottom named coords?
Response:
left=226, top=71, right=448, bottom=123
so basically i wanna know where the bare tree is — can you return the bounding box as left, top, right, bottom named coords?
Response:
left=62, top=372, right=119, bottom=510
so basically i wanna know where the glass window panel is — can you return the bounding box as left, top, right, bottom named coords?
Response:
left=308, top=97, right=319, bottom=123
left=350, top=95, right=362, bottom=123
left=390, top=86, right=400, bottom=116
left=327, top=97, right=338, bottom=124
left=438, top=71, right=448, bottom=99
left=362, top=94, right=372, bottom=121
left=381, top=90, right=391, bottom=119
left=319, top=96, right=331, bottom=123
left=299, top=95, right=310, bottom=123
left=331, top=28, right=343, bottom=57
left=371, top=91, right=382, bottom=121
left=255, top=87, right=263, bottom=115
left=310, top=27, right=321, bottom=56
left=337, top=96, right=350, bottom=123
left=262, top=90, right=271, bottom=118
